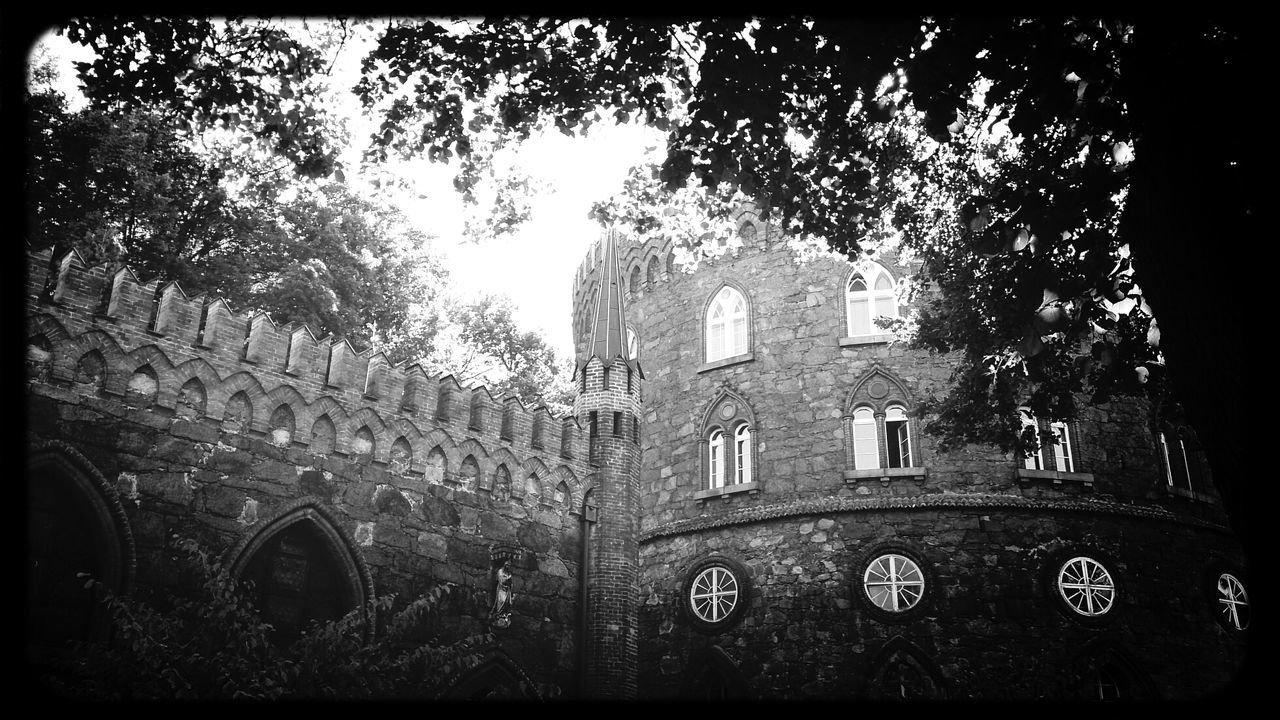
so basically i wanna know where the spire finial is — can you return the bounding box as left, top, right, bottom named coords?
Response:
left=578, top=229, right=643, bottom=379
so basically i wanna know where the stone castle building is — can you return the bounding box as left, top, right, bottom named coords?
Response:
left=25, top=209, right=1250, bottom=699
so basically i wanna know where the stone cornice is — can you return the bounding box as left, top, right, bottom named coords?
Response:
left=639, top=492, right=1232, bottom=544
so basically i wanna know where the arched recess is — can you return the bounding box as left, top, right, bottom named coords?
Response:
left=698, top=387, right=759, bottom=490
left=439, top=647, right=542, bottom=700
left=1069, top=639, right=1159, bottom=700
left=865, top=635, right=949, bottom=700
left=680, top=645, right=753, bottom=700
left=177, top=377, right=209, bottom=419
left=843, top=364, right=921, bottom=472
left=227, top=500, right=374, bottom=644
left=27, top=441, right=136, bottom=661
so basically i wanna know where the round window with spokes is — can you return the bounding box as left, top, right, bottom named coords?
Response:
left=1216, top=572, right=1250, bottom=631
left=689, top=565, right=738, bottom=623
left=1057, top=556, right=1116, bottom=617
left=863, top=553, right=926, bottom=614
left=683, top=559, right=750, bottom=632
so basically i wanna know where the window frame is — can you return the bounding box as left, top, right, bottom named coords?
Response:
left=855, top=544, right=933, bottom=623
left=1056, top=555, right=1116, bottom=618
left=703, top=284, right=751, bottom=364
left=682, top=556, right=751, bottom=633
left=696, top=391, right=761, bottom=499
left=844, top=261, right=898, bottom=339
left=1216, top=572, right=1250, bottom=631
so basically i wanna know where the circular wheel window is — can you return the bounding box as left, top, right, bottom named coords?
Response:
left=863, top=553, right=925, bottom=613
left=1216, top=573, right=1250, bottom=631
left=683, top=558, right=750, bottom=632
left=1057, top=556, right=1115, bottom=617
left=689, top=565, right=739, bottom=623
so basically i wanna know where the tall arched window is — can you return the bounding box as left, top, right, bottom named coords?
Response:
left=734, top=424, right=752, bottom=484
left=885, top=404, right=912, bottom=468
left=708, top=429, right=725, bottom=489
left=846, top=262, right=897, bottom=337
left=706, top=286, right=748, bottom=362
left=852, top=407, right=879, bottom=469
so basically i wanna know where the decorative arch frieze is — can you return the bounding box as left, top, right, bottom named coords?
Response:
left=63, top=329, right=127, bottom=392
left=208, top=371, right=267, bottom=431
left=225, top=499, right=375, bottom=643
left=555, top=465, right=581, bottom=509
left=350, top=407, right=389, bottom=461
left=170, top=357, right=224, bottom=414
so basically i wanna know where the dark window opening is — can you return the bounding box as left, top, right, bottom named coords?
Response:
left=613, top=411, right=624, bottom=438
left=241, top=523, right=353, bottom=646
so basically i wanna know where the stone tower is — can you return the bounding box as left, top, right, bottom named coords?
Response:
left=574, top=230, right=643, bottom=698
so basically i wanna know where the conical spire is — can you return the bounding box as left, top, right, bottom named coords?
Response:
left=578, top=229, right=643, bottom=379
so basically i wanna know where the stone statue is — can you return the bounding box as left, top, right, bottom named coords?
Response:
left=490, top=560, right=514, bottom=628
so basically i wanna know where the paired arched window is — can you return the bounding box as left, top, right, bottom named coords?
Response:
left=705, top=285, right=749, bottom=362
left=851, top=404, right=913, bottom=469
left=844, top=368, right=921, bottom=475
left=700, top=392, right=757, bottom=492
left=1157, top=425, right=1205, bottom=494
left=706, top=424, right=753, bottom=488
left=1019, top=408, right=1075, bottom=472
left=846, top=262, right=898, bottom=337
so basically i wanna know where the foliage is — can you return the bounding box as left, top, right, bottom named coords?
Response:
left=348, top=17, right=1257, bottom=533
left=431, top=294, right=574, bottom=415
left=61, top=17, right=342, bottom=179
left=38, top=535, right=491, bottom=700
left=48, top=17, right=1258, bottom=532
left=26, top=82, right=450, bottom=361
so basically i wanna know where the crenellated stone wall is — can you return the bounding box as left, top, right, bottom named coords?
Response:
left=26, top=246, right=595, bottom=698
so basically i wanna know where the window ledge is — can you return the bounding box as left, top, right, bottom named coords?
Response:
left=1016, top=468, right=1094, bottom=488
left=697, top=352, right=754, bottom=373
left=693, top=481, right=760, bottom=501
left=843, top=467, right=928, bottom=483
left=840, top=334, right=893, bottom=347
left=1164, top=485, right=1215, bottom=503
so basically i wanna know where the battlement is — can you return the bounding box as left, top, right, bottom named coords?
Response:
left=26, top=247, right=592, bottom=498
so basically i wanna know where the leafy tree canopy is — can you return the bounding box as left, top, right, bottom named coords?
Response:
left=43, top=17, right=1260, bottom=536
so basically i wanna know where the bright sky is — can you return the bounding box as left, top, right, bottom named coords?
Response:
left=31, top=24, right=659, bottom=361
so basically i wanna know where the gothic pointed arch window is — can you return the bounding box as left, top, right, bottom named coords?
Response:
left=704, top=285, right=750, bottom=363
left=867, top=637, right=948, bottom=699
left=232, top=507, right=371, bottom=646
left=697, top=391, right=759, bottom=498
left=843, top=368, right=925, bottom=481
left=845, top=261, right=898, bottom=339
left=27, top=445, right=134, bottom=662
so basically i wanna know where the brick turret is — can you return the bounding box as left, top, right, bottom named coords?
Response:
left=575, top=230, right=642, bottom=699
